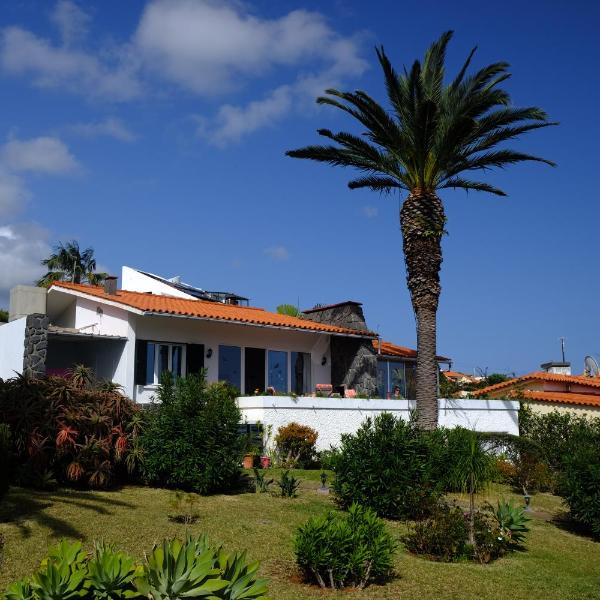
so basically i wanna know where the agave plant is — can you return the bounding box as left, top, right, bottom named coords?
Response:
left=86, top=542, right=141, bottom=599
left=134, top=536, right=227, bottom=600
left=217, top=550, right=269, bottom=600
left=4, top=579, right=34, bottom=600
left=31, top=540, right=88, bottom=600
left=493, top=498, right=530, bottom=545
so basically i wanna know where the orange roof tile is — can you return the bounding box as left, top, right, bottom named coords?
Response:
left=50, top=282, right=376, bottom=337
left=474, top=371, right=600, bottom=396
left=372, top=340, right=450, bottom=362
left=522, top=390, right=600, bottom=408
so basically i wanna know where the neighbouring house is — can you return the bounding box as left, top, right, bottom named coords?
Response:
left=473, top=360, right=600, bottom=416
left=0, top=266, right=451, bottom=402
left=442, top=370, right=482, bottom=385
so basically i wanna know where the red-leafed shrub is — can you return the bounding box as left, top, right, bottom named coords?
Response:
left=0, top=369, right=143, bottom=489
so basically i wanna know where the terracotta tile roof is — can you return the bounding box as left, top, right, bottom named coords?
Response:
left=372, top=340, right=450, bottom=362
left=50, top=282, right=376, bottom=337
left=474, top=371, right=600, bottom=396
left=522, top=390, right=600, bottom=408
left=443, top=370, right=479, bottom=382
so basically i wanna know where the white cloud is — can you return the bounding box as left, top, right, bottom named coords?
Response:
left=264, top=245, right=290, bottom=261
left=69, top=117, right=137, bottom=142
left=50, top=0, right=90, bottom=46
left=0, top=168, right=29, bottom=218
left=208, top=85, right=293, bottom=146
left=363, top=205, right=378, bottom=218
left=1, top=136, right=79, bottom=174
left=0, top=223, right=50, bottom=303
left=0, top=26, right=142, bottom=101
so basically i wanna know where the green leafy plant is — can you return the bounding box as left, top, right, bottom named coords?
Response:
left=403, top=502, right=469, bottom=562
left=31, top=540, right=88, bottom=600
left=0, top=423, right=12, bottom=499
left=135, top=536, right=226, bottom=599
left=141, top=374, right=242, bottom=494
left=168, top=491, right=201, bottom=525
left=87, top=542, right=139, bottom=599
left=252, top=469, right=273, bottom=494
left=4, top=579, right=34, bottom=600
left=491, top=499, right=530, bottom=546
left=333, top=413, right=446, bottom=519
left=445, top=428, right=496, bottom=546
left=295, top=503, right=396, bottom=589
left=217, top=550, right=269, bottom=600
left=276, top=470, right=300, bottom=498
left=274, top=423, right=318, bottom=468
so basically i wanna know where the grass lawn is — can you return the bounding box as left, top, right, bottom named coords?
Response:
left=0, top=472, right=599, bottom=599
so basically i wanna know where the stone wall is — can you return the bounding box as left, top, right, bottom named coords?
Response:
left=22, top=313, right=49, bottom=378
left=330, top=336, right=378, bottom=396
left=303, top=301, right=377, bottom=395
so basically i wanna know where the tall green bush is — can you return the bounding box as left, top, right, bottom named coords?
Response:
left=0, top=423, right=12, bottom=499
left=141, top=373, right=242, bottom=494
left=559, top=427, right=600, bottom=537
left=332, top=413, right=446, bottom=519
left=294, top=503, right=396, bottom=590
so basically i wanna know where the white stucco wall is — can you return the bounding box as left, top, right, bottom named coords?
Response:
left=0, top=317, right=26, bottom=379
left=133, top=315, right=331, bottom=403
left=73, top=297, right=131, bottom=337
left=237, top=397, right=520, bottom=450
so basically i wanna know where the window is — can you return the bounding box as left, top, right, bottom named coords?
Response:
left=268, top=350, right=288, bottom=393
left=291, top=352, right=311, bottom=395
left=135, top=341, right=185, bottom=385
left=376, top=360, right=408, bottom=398
left=219, top=345, right=241, bottom=390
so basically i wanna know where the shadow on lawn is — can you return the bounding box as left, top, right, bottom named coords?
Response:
left=0, top=487, right=135, bottom=540
left=551, top=510, right=599, bottom=543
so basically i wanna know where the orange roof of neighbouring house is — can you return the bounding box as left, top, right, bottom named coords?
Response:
left=373, top=340, right=450, bottom=362
left=474, top=371, right=600, bottom=396
left=50, top=282, right=376, bottom=337
left=521, top=390, right=600, bottom=408
left=443, top=370, right=479, bottom=382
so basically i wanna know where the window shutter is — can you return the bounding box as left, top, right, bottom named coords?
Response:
left=135, top=340, right=147, bottom=385
left=187, top=344, right=205, bottom=376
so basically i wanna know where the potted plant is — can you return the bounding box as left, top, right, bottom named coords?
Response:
left=243, top=445, right=260, bottom=469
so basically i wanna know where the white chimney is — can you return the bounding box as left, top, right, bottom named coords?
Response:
left=541, top=361, right=571, bottom=375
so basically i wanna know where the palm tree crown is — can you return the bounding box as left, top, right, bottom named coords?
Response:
left=287, top=30, right=556, bottom=196
left=37, top=241, right=107, bottom=287
left=286, top=31, right=555, bottom=429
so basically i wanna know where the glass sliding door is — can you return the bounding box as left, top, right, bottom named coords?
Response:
left=218, top=345, right=241, bottom=391
left=291, top=352, right=311, bottom=395
left=268, top=350, right=288, bottom=393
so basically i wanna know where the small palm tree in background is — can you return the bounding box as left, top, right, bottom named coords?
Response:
left=37, top=240, right=108, bottom=287
left=286, top=31, right=556, bottom=429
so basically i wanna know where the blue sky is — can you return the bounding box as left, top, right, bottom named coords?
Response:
left=0, top=0, right=598, bottom=376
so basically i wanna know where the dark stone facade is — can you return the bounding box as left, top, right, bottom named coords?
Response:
left=303, top=302, right=378, bottom=396
left=23, top=313, right=49, bottom=378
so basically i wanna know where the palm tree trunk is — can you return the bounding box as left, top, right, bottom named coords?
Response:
left=400, top=191, right=445, bottom=430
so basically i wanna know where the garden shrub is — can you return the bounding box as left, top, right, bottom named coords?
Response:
left=403, top=502, right=468, bottom=562
left=0, top=372, right=142, bottom=490
left=316, top=447, right=340, bottom=471
left=141, top=373, right=243, bottom=494
left=274, top=422, right=318, bottom=467
left=294, top=503, right=396, bottom=590
left=559, top=427, right=600, bottom=537
left=332, top=413, right=446, bottom=519
left=4, top=535, right=269, bottom=599
left=0, top=423, right=11, bottom=499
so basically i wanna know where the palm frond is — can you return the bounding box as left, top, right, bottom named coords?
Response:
left=348, top=176, right=405, bottom=191
left=439, top=178, right=507, bottom=196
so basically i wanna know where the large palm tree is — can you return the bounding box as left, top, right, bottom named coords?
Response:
left=286, top=31, right=556, bottom=429
left=37, top=241, right=108, bottom=287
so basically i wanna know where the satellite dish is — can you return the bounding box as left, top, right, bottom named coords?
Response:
left=584, top=356, right=600, bottom=377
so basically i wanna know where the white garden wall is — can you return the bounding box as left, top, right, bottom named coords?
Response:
left=0, top=317, right=26, bottom=379
left=237, top=396, right=519, bottom=450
